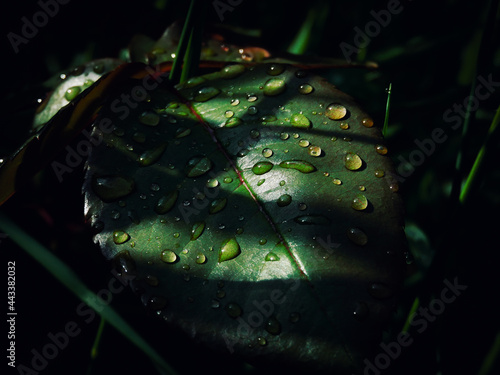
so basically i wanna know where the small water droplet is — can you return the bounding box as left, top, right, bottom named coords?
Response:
left=246, top=94, right=258, bottom=102
left=298, top=83, right=314, bottom=94
left=265, top=317, right=281, bottom=335
left=265, top=252, right=280, bottom=261
left=154, top=191, right=179, bottom=214
left=266, top=63, right=286, bottom=76
left=138, top=143, right=167, bottom=166
left=259, top=238, right=267, bottom=245
left=279, top=180, right=286, bottom=186
left=294, top=215, right=330, bottom=225
left=291, top=113, right=311, bottom=129
left=262, top=148, right=273, bottom=158
left=113, top=230, right=130, bottom=244
left=175, top=127, right=191, bottom=138
left=252, top=161, right=274, bottom=175
left=351, top=194, right=368, bottom=211
left=263, top=78, right=286, bottom=96
left=298, top=203, right=307, bottom=211
left=347, top=227, right=368, bottom=246
left=64, top=86, right=81, bottom=101
left=362, top=117, right=374, bottom=128
left=261, top=115, right=277, bottom=123
left=344, top=153, right=363, bottom=171
left=257, top=179, right=265, bottom=186
left=308, top=145, right=322, bottom=157
left=225, top=116, right=243, bottom=128
left=279, top=160, right=316, bottom=173
left=298, top=139, right=310, bottom=147
left=375, top=144, right=388, bottom=155
left=139, top=111, right=160, bottom=126
left=223, top=177, right=233, bottom=183
left=325, top=103, right=347, bottom=120
left=191, top=222, right=206, bottom=240
left=332, top=178, right=342, bottom=185
left=210, top=198, right=228, bottom=214
left=248, top=106, right=258, bottom=115
left=194, top=87, right=220, bottom=102
left=206, top=178, right=219, bottom=188
left=132, top=132, right=146, bottom=143
left=280, top=132, right=290, bottom=140
left=374, top=169, right=385, bottom=178
left=257, top=337, right=267, bottom=346
left=353, top=301, right=369, bottom=320
left=225, top=110, right=234, bottom=118
left=92, top=175, right=135, bottom=202
left=221, top=64, right=246, bottom=79
left=211, top=299, right=220, bottom=308
left=368, top=283, right=394, bottom=299
left=339, top=122, right=350, bottom=130
left=225, top=302, right=243, bottom=317
left=389, top=182, right=399, bottom=192
left=160, top=249, right=177, bottom=264
left=231, top=98, right=240, bottom=106
left=185, top=156, right=213, bottom=177
left=277, top=194, right=292, bottom=207
left=196, top=253, right=207, bottom=264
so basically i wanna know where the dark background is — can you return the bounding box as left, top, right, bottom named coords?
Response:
left=1, top=0, right=499, bottom=374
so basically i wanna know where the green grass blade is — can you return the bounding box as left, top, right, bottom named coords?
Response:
left=287, top=2, right=329, bottom=55
left=477, top=330, right=500, bottom=375
left=0, top=212, right=178, bottom=375
left=401, top=296, right=420, bottom=333
left=383, top=83, right=392, bottom=137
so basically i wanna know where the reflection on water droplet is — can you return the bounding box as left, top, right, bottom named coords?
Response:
left=265, top=317, right=281, bottom=335
left=247, top=94, right=258, bottom=102
left=138, top=143, right=167, bottom=166
left=206, top=178, right=219, bottom=188
left=352, top=194, right=368, bottom=211
left=161, top=250, right=177, bottom=263
left=298, top=84, right=314, bottom=94
left=154, top=191, right=179, bottom=214
left=262, top=148, right=273, bottom=158
left=280, top=132, right=289, bottom=140
left=347, top=227, right=368, bottom=246
left=185, top=156, right=212, bottom=177
left=344, top=153, right=363, bottom=170
left=196, top=253, right=207, bottom=264
left=194, top=86, right=220, bottom=102
left=225, top=302, right=243, bottom=318
left=339, top=122, right=349, bottom=130
left=291, top=113, right=311, bottom=129
left=277, top=194, right=292, bottom=207
left=375, top=169, right=385, bottom=178
left=257, top=337, right=267, bottom=346
left=64, top=86, right=81, bottom=101
left=353, top=301, right=369, bottom=320
left=389, top=182, right=399, bottom=192
left=298, top=139, right=310, bottom=147
left=279, top=160, right=316, bottom=173
left=266, top=63, right=285, bottom=76
left=294, top=215, right=330, bottom=225
left=211, top=299, right=220, bottom=309
left=326, top=103, right=347, bottom=120
left=139, top=111, right=160, bottom=126
left=252, top=161, right=274, bottom=175
left=92, top=174, right=135, bottom=202
left=113, top=230, right=130, bottom=244
left=259, top=238, right=267, bottom=245
left=362, top=117, right=374, bottom=128
left=191, top=222, right=206, bottom=240
left=263, top=78, right=286, bottom=96
left=368, top=283, right=394, bottom=299
left=225, top=110, right=234, bottom=118
left=265, top=252, right=280, bottom=261
left=210, top=198, right=227, bottom=214
left=308, top=145, right=322, bottom=157
left=375, top=144, right=388, bottom=155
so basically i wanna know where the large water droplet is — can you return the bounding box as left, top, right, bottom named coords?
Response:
left=194, top=86, right=220, bottom=102
left=219, top=238, right=241, bottom=263
left=64, top=86, right=81, bottom=101
left=344, top=152, right=363, bottom=171
left=325, top=103, right=347, bottom=120
left=195, top=253, right=207, bottom=264
left=113, top=230, right=130, bottom=244
left=351, top=194, right=368, bottom=211
left=252, top=161, right=274, bottom=175
left=154, top=191, right=179, bottom=214
left=185, top=156, right=212, bottom=177
left=161, top=250, right=178, bottom=263
left=347, top=227, right=368, bottom=246
left=138, top=143, right=167, bottom=166
left=209, top=198, right=227, bottom=214
left=263, top=78, right=286, bottom=96
left=277, top=194, right=292, bottom=207
left=291, top=113, right=311, bottom=129
left=308, top=145, right=322, bottom=157
left=279, top=160, right=316, bottom=173
left=92, top=175, right=135, bottom=202
left=191, top=221, right=206, bottom=240
left=265, top=317, right=281, bottom=335
left=221, top=64, right=246, bottom=79
left=225, top=302, right=243, bottom=318
left=294, top=215, right=330, bottom=225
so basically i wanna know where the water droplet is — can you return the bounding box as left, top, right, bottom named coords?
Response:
left=225, top=110, right=234, bottom=118
left=252, top=161, right=274, bottom=175
left=132, top=132, right=146, bottom=143
left=351, top=194, right=368, bottom=211
left=92, top=175, right=135, bottom=202
left=144, top=296, right=167, bottom=310
left=113, top=230, right=130, bottom=244
left=191, top=222, right=205, bottom=240
left=362, top=117, right=374, bottom=128
left=194, top=86, right=220, bottom=102
left=308, top=145, right=322, bottom=157
left=266, top=63, right=285, bottom=75
left=289, top=312, right=300, bottom=323
left=262, top=148, right=273, bottom=158
left=332, top=178, right=342, bottom=185
left=209, top=198, right=227, bottom=214
left=298, top=203, right=307, bottom=211
left=375, top=144, right=388, bottom=155
left=265, top=317, right=281, bottom=335
left=265, top=252, right=280, bottom=261
left=138, top=143, right=167, bottom=166
left=261, top=115, right=277, bottom=123
left=279, top=160, right=316, bottom=173
left=277, top=194, right=292, bottom=207
left=175, top=127, right=191, bottom=138
left=298, top=139, right=310, bottom=147
left=339, top=122, right=350, bottom=130
left=231, top=98, right=240, bottom=106
left=225, top=302, right=243, bottom=318
left=279, top=180, right=286, bottom=186
left=294, top=215, right=330, bottom=225
left=259, top=238, right=267, bottom=245
left=139, top=111, right=160, bottom=126
left=389, top=182, right=399, bottom=192
left=374, top=169, right=385, bottom=178
left=353, top=301, right=369, bottom=320
left=216, top=289, right=226, bottom=298
left=64, top=86, right=81, bottom=101
left=223, top=177, right=233, bottom=183
left=247, top=94, right=258, bottom=102
left=206, top=178, right=219, bottom=188
left=291, top=113, right=311, bottom=129
left=368, top=283, right=394, bottom=299
left=160, top=250, right=177, bottom=264
left=257, top=337, right=267, bottom=346
left=263, top=78, right=286, bottom=96
left=359, top=185, right=366, bottom=192
left=347, top=227, right=368, bottom=246
left=248, top=106, right=258, bottom=115
left=325, top=103, right=347, bottom=120
left=257, top=179, right=265, bottom=186
left=185, top=156, right=212, bottom=177
left=196, top=253, right=207, bottom=264
left=280, top=132, right=289, bottom=140
left=250, top=129, right=260, bottom=138
left=344, top=153, right=363, bottom=171
left=154, top=191, right=179, bottom=214
left=211, top=299, right=220, bottom=309
left=225, top=117, right=243, bottom=128
left=298, top=83, right=314, bottom=94
left=221, top=64, right=246, bottom=79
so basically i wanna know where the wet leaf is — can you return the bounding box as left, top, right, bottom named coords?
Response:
left=82, top=63, right=406, bottom=374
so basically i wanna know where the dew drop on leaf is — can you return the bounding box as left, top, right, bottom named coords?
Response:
left=195, top=253, right=207, bottom=264
left=265, top=252, right=280, bottom=261
left=308, top=145, right=322, bottom=157
left=298, top=139, right=310, bottom=147
left=137, top=143, right=167, bottom=166
left=209, top=198, right=227, bottom=214
left=154, top=191, right=179, bottom=214
left=351, top=194, right=368, bottom=211
left=344, top=152, right=363, bottom=171
left=291, top=113, right=311, bottom=129
left=113, top=230, right=130, bottom=244
left=64, top=86, right=81, bottom=101
left=362, top=117, right=374, bottom=128
left=279, top=160, right=316, bottom=173
left=225, top=302, right=243, bottom=317
left=262, top=148, right=273, bottom=158
left=325, top=103, right=347, bottom=120
left=375, top=169, right=385, bottom=178
left=252, top=161, right=274, bottom=175
left=294, top=215, right=330, bottom=225
left=220, top=64, right=246, bottom=79
left=193, top=86, right=221, bottom=102
left=263, top=78, right=286, bottom=96
left=224, top=117, right=243, bottom=128
left=332, top=178, right=342, bottom=185
left=353, top=301, right=369, bottom=321
left=347, top=227, right=368, bottom=246
left=185, top=156, right=213, bottom=177
left=92, top=175, right=135, bottom=202
left=266, top=63, right=286, bottom=76
left=191, top=221, right=206, bottom=240
left=139, top=111, right=160, bottom=126
left=277, top=194, right=292, bottom=207
left=375, top=144, right=388, bottom=155
left=265, top=317, right=282, bottom=335
left=298, top=83, right=314, bottom=94
left=206, top=178, right=219, bottom=188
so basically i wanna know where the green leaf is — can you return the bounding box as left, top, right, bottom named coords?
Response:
left=82, top=63, right=406, bottom=374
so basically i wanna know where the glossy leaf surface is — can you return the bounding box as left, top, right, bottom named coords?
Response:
left=83, top=63, right=406, bottom=374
